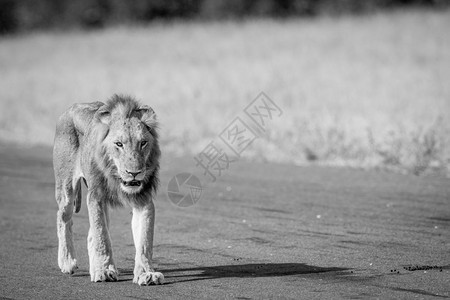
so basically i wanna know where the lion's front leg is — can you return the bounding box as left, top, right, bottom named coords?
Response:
left=132, top=202, right=164, bottom=285
left=86, top=193, right=118, bottom=282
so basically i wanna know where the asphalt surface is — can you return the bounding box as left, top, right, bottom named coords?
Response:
left=0, top=144, right=449, bottom=299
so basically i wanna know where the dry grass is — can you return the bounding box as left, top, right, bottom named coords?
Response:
left=0, top=9, right=449, bottom=175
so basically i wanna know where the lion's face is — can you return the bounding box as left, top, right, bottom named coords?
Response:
left=103, top=116, right=156, bottom=194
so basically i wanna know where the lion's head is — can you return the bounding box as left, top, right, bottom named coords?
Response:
left=93, top=95, right=160, bottom=202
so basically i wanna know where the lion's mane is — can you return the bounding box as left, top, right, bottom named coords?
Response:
left=88, top=95, right=161, bottom=208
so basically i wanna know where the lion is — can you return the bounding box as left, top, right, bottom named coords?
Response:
left=53, top=94, right=164, bottom=285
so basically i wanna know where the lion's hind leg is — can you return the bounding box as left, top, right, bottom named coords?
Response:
left=54, top=109, right=82, bottom=275
left=55, top=177, right=78, bottom=274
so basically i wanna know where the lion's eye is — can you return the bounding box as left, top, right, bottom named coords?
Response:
left=115, top=142, right=123, bottom=148
left=141, top=141, right=147, bottom=147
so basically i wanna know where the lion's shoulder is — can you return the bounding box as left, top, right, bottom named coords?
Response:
left=55, top=101, right=104, bottom=137
left=70, top=102, right=105, bottom=135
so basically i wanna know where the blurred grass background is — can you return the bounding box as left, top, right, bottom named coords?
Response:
left=0, top=6, right=449, bottom=175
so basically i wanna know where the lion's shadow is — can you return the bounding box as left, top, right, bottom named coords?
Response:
left=77, top=263, right=349, bottom=284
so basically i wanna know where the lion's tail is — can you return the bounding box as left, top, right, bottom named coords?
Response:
left=73, top=178, right=82, bottom=213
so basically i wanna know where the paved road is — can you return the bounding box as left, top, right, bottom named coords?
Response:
left=0, top=144, right=449, bottom=299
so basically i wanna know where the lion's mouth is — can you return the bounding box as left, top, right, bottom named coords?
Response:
left=121, top=180, right=142, bottom=187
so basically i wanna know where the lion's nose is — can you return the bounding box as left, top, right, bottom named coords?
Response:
left=126, top=170, right=142, bottom=178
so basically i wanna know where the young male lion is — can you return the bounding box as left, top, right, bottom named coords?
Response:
left=53, top=95, right=164, bottom=285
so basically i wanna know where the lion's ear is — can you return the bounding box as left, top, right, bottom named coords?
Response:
left=96, top=106, right=111, bottom=125
left=137, top=105, right=158, bottom=129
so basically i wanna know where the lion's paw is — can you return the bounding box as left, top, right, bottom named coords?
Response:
left=59, top=258, right=78, bottom=275
left=92, top=269, right=119, bottom=282
left=134, top=271, right=164, bottom=286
